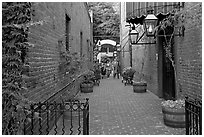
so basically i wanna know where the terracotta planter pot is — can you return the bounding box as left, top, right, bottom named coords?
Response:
left=162, top=106, right=185, bottom=128
left=80, top=82, right=94, bottom=93
left=132, top=81, right=147, bottom=93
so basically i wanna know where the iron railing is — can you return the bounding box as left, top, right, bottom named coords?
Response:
left=185, top=97, right=202, bottom=135
left=23, top=98, right=89, bottom=135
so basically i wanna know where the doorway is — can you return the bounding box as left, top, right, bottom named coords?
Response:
left=158, top=28, right=176, bottom=100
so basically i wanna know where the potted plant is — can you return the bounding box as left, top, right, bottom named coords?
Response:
left=59, top=51, right=83, bottom=79
left=80, top=70, right=95, bottom=93
left=132, top=81, right=147, bottom=93
left=91, top=62, right=101, bottom=86
left=121, top=67, right=136, bottom=86
left=161, top=99, right=185, bottom=128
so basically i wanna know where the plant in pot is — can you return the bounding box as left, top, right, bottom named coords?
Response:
left=161, top=99, right=185, bottom=128
left=59, top=50, right=83, bottom=81
left=80, top=70, right=95, bottom=93
left=58, top=47, right=87, bottom=98
left=158, top=13, right=186, bottom=128
left=132, top=46, right=148, bottom=93
left=91, top=62, right=101, bottom=86
left=121, top=67, right=136, bottom=86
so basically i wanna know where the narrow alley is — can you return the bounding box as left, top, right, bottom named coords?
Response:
left=2, top=2, right=201, bottom=135
left=78, top=77, right=185, bottom=135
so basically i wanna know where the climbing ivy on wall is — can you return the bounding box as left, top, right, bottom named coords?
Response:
left=2, top=2, right=37, bottom=135
left=2, top=2, right=31, bottom=92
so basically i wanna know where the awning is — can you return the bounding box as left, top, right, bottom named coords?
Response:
left=125, top=2, right=183, bottom=25
left=126, top=12, right=174, bottom=25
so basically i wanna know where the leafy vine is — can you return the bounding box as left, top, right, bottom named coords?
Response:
left=2, top=2, right=41, bottom=134
left=59, top=51, right=83, bottom=77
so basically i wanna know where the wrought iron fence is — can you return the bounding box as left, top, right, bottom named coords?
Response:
left=23, top=98, right=89, bottom=135
left=185, top=97, right=202, bottom=135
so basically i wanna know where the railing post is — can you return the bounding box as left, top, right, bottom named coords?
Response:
left=30, top=104, right=34, bottom=135
left=199, top=102, right=202, bottom=135
left=87, top=104, right=89, bottom=135
left=185, top=97, right=202, bottom=135
left=83, top=109, right=87, bottom=135
left=83, top=98, right=89, bottom=135
left=185, top=97, right=189, bottom=135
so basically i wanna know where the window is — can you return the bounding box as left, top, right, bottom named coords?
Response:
left=86, top=39, right=92, bottom=62
left=80, top=31, right=83, bottom=58
left=87, top=39, right=90, bottom=60
left=65, top=14, right=71, bottom=51
left=89, top=42, right=93, bottom=62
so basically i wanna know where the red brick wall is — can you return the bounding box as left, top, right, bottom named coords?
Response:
left=175, top=2, right=202, bottom=100
left=25, top=2, right=93, bottom=103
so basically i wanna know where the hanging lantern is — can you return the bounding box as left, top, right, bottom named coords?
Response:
left=144, top=7, right=158, bottom=37
left=129, top=26, right=139, bottom=44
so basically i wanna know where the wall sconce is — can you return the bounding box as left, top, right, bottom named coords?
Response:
left=143, top=7, right=158, bottom=37
left=129, top=25, right=139, bottom=44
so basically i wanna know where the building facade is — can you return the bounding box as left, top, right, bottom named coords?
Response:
left=25, top=2, right=93, bottom=102
left=120, top=2, right=202, bottom=100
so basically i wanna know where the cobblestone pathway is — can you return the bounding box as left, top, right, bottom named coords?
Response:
left=79, top=77, right=186, bottom=135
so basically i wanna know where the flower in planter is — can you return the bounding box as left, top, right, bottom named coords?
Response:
left=161, top=99, right=186, bottom=128
left=82, top=70, right=95, bottom=84
left=122, top=67, right=136, bottom=77
left=161, top=99, right=185, bottom=109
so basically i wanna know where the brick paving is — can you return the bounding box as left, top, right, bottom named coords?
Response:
left=78, top=77, right=186, bottom=135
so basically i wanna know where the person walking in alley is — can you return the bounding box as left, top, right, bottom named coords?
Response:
left=106, top=61, right=112, bottom=78
left=112, top=58, right=120, bottom=79
left=116, top=61, right=120, bottom=79
left=112, top=59, right=118, bottom=79
left=101, top=63, right=106, bottom=79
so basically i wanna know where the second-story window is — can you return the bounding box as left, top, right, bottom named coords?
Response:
left=80, top=31, right=83, bottom=58
left=87, top=39, right=89, bottom=60
left=65, top=14, right=71, bottom=51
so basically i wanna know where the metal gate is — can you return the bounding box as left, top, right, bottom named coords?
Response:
left=23, top=98, right=89, bottom=135
left=185, top=97, right=202, bottom=135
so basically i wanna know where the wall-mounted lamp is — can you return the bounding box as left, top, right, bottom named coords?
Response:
left=129, top=26, right=139, bottom=44
left=143, top=7, right=158, bottom=37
